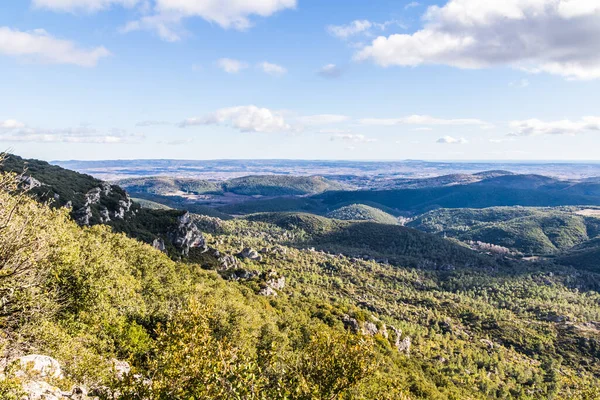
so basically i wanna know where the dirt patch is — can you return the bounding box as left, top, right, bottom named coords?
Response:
left=575, top=209, right=600, bottom=218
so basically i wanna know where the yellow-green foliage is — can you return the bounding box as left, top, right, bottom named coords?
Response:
left=0, top=171, right=377, bottom=398
left=114, top=299, right=375, bottom=400
left=3, top=168, right=600, bottom=399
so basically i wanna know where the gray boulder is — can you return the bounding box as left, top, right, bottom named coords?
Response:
left=342, top=315, right=361, bottom=333
left=238, top=248, right=262, bottom=262
left=15, top=355, right=63, bottom=379
left=168, top=212, right=207, bottom=256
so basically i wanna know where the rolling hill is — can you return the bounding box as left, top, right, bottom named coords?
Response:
left=245, top=212, right=500, bottom=269
left=118, top=174, right=347, bottom=198
left=117, top=176, right=223, bottom=195
left=224, top=175, right=348, bottom=196
left=326, top=204, right=399, bottom=224
left=408, top=207, right=600, bottom=255
left=315, top=181, right=600, bottom=216
left=4, top=154, right=600, bottom=399
left=211, top=174, right=600, bottom=218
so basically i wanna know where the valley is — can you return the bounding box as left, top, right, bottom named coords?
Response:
left=3, top=153, right=600, bottom=398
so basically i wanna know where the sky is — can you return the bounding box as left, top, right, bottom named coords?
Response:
left=1, top=0, right=600, bottom=161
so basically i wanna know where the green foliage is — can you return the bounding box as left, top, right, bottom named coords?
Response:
left=114, top=299, right=376, bottom=400
left=245, top=212, right=496, bottom=268
left=409, top=207, right=598, bottom=255
left=0, top=154, right=104, bottom=210
left=316, top=185, right=600, bottom=215
left=118, top=176, right=223, bottom=196
left=219, top=197, right=324, bottom=215
left=224, top=175, right=346, bottom=196
left=131, top=198, right=172, bottom=210
left=3, top=161, right=600, bottom=399
left=129, top=193, right=234, bottom=219
left=287, top=331, right=376, bottom=400
left=327, top=204, right=399, bottom=225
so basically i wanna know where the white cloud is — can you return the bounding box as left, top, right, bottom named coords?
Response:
left=298, top=114, right=350, bottom=125
left=155, top=0, right=296, bottom=30
left=217, top=58, right=248, bottom=73
left=356, top=0, right=600, bottom=80
left=0, top=120, right=26, bottom=129
left=121, top=0, right=296, bottom=40
left=359, top=115, right=488, bottom=127
left=0, top=27, right=110, bottom=67
left=258, top=61, right=287, bottom=76
left=327, top=20, right=373, bottom=39
left=405, top=2, right=421, bottom=9
left=327, top=19, right=405, bottom=40
left=330, top=133, right=376, bottom=143
left=32, top=0, right=140, bottom=12
left=120, top=14, right=184, bottom=42
left=0, top=122, right=142, bottom=143
left=509, top=117, right=600, bottom=136
left=179, top=105, right=292, bottom=133
left=318, top=63, right=343, bottom=78
left=437, top=136, right=468, bottom=144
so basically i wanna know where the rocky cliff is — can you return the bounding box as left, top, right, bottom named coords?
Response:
left=1, top=154, right=205, bottom=257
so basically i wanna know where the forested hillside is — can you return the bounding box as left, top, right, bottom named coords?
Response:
left=4, top=168, right=600, bottom=398
left=326, top=204, right=399, bottom=224
left=2, top=155, right=600, bottom=399
left=118, top=175, right=347, bottom=197
left=315, top=185, right=600, bottom=216
left=117, top=176, right=223, bottom=195
left=0, top=154, right=208, bottom=256
left=408, top=207, right=600, bottom=255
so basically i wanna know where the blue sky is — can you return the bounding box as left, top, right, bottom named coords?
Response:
left=1, top=0, right=600, bottom=161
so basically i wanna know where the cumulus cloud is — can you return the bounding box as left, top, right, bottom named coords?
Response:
left=0, top=120, right=26, bottom=129
left=258, top=61, right=287, bottom=76
left=405, top=2, right=421, bottom=9
left=32, top=0, right=140, bottom=12
left=509, top=117, right=600, bottom=136
left=327, top=20, right=373, bottom=39
left=154, top=0, right=296, bottom=30
left=0, top=122, right=142, bottom=143
left=359, top=115, right=488, bottom=127
left=179, top=105, right=292, bottom=133
left=120, top=14, right=184, bottom=42
left=0, top=27, right=110, bottom=67
left=330, top=133, right=376, bottom=143
left=121, top=0, right=296, bottom=40
left=217, top=58, right=248, bottom=73
left=356, top=0, right=600, bottom=80
left=327, top=19, right=405, bottom=40
left=437, top=136, right=468, bottom=144
left=318, top=64, right=343, bottom=78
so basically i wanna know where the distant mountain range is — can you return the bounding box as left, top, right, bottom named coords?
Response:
left=54, top=158, right=600, bottom=182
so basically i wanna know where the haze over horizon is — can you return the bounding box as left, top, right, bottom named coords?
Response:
left=2, top=0, right=600, bottom=161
